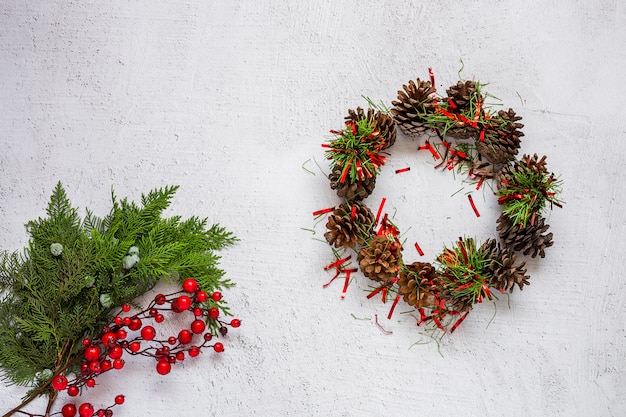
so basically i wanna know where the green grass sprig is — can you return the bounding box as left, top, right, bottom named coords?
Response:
left=497, top=167, right=564, bottom=228
left=325, top=117, right=387, bottom=184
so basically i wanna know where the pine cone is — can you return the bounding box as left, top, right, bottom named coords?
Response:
left=446, top=80, right=481, bottom=111
left=443, top=80, right=483, bottom=140
left=390, top=78, right=437, bottom=138
left=357, top=235, right=402, bottom=283
left=488, top=246, right=530, bottom=292
left=397, top=262, right=439, bottom=309
left=324, top=202, right=374, bottom=249
left=345, top=107, right=396, bottom=149
left=328, top=165, right=376, bottom=201
left=477, top=109, right=524, bottom=164
left=496, top=213, right=554, bottom=258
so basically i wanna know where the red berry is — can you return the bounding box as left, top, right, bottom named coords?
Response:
left=149, top=308, right=158, bottom=317
left=168, top=355, right=176, bottom=364
left=176, top=295, right=192, bottom=311
left=82, top=338, right=91, bottom=347
left=211, top=291, right=222, bottom=301
left=101, top=332, right=117, bottom=347
left=219, top=326, right=228, bottom=336
left=203, top=333, right=213, bottom=342
left=97, top=410, right=105, bottom=417
left=182, top=278, right=198, bottom=293
left=61, top=403, right=77, bottom=417
left=84, top=346, right=101, bottom=362
left=167, top=336, right=176, bottom=345
left=193, top=307, right=203, bottom=317
left=154, top=294, right=166, bottom=305
left=121, top=304, right=131, bottom=312
left=122, top=317, right=131, bottom=326
left=52, top=375, right=68, bottom=391
left=114, top=395, right=125, bottom=405
left=195, top=291, right=208, bottom=302
left=155, top=314, right=165, bottom=323
left=129, top=341, right=141, bottom=353
left=85, top=378, right=96, bottom=388
left=114, top=316, right=122, bottom=326
left=156, top=360, right=171, bottom=375
left=189, top=346, right=200, bottom=357
left=178, top=329, right=193, bottom=345
left=100, top=359, right=112, bottom=372
left=141, top=325, right=156, bottom=341
left=190, top=319, right=206, bottom=334
left=213, top=343, right=224, bottom=353
left=230, top=319, right=241, bottom=328
left=116, top=329, right=127, bottom=340
left=176, top=352, right=185, bottom=361
left=89, top=361, right=101, bottom=374
left=113, top=359, right=125, bottom=370
left=67, top=385, right=79, bottom=396
left=78, top=403, right=94, bottom=417
left=208, top=307, right=219, bottom=319
left=128, top=317, right=142, bottom=331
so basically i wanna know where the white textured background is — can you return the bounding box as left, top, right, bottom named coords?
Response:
left=1, top=1, right=625, bottom=416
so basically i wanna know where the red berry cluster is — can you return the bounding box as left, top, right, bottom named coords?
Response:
left=51, top=278, right=240, bottom=417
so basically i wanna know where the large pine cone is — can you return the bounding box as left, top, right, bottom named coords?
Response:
left=345, top=107, right=396, bottom=149
left=329, top=165, right=376, bottom=201
left=324, top=202, right=374, bottom=249
left=488, top=246, right=530, bottom=292
left=390, top=78, right=437, bottom=138
left=357, top=235, right=402, bottom=283
left=496, top=213, right=554, bottom=258
left=397, top=262, right=439, bottom=309
left=477, top=109, right=524, bottom=165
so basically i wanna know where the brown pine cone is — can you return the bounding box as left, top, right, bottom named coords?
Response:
left=345, top=107, right=396, bottom=149
left=488, top=246, right=530, bottom=292
left=443, top=80, right=483, bottom=140
left=446, top=80, right=481, bottom=111
left=324, top=202, right=375, bottom=249
left=390, top=78, right=437, bottom=138
left=397, top=262, right=439, bottom=309
left=328, top=165, right=376, bottom=201
left=477, top=109, right=524, bottom=165
left=496, top=213, right=554, bottom=258
left=357, top=235, right=402, bottom=283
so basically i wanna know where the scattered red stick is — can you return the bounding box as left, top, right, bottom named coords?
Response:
left=313, top=207, right=333, bottom=216
left=351, top=205, right=356, bottom=220
left=467, top=194, right=480, bottom=217
left=428, top=67, right=435, bottom=86
left=323, top=256, right=351, bottom=271
left=374, top=197, right=386, bottom=226
left=387, top=295, right=401, bottom=319
left=395, top=167, right=410, bottom=174
left=414, top=242, right=424, bottom=256
left=450, top=312, right=469, bottom=333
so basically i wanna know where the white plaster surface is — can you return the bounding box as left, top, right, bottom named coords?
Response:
left=1, top=1, right=625, bottom=416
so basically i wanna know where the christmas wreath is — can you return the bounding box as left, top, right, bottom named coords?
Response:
left=0, top=183, right=240, bottom=417
left=314, top=68, right=563, bottom=333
